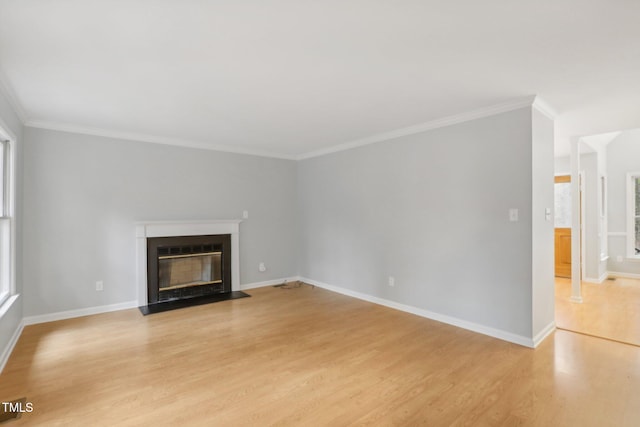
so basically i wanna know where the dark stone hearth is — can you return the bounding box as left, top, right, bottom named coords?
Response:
left=139, top=291, right=250, bottom=315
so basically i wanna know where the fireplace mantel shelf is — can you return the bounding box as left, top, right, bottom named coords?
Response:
left=135, top=219, right=242, bottom=238
left=136, top=219, right=243, bottom=225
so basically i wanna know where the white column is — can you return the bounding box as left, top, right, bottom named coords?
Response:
left=570, top=138, right=583, bottom=303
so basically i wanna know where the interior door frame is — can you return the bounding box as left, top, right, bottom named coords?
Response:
left=554, top=172, right=585, bottom=281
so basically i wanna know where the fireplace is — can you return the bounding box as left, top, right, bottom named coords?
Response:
left=135, top=220, right=241, bottom=306
left=147, top=234, right=231, bottom=304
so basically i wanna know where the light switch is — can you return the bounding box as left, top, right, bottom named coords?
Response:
left=545, top=207, right=552, bottom=221
left=509, top=208, right=519, bottom=222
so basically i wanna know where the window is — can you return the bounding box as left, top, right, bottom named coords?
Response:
left=628, top=173, right=640, bottom=258
left=0, top=132, right=14, bottom=306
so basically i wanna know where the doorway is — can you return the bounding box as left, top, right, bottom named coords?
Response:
left=554, top=175, right=572, bottom=278
left=554, top=131, right=640, bottom=347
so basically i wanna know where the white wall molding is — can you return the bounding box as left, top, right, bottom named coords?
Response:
left=300, top=277, right=537, bottom=348
left=240, top=276, right=300, bottom=290
left=607, top=271, right=640, bottom=280
left=23, top=300, right=138, bottom=326
left=0, top=68, right=28, bottom=123
left=0, top=318, right=23, bottom=374
left=532, top=97, right=557, bottom=121
left=25, top=120, right=297, bottom=161
left=608, top=231, right=626, bottom=237
left=599, top=271, right=609, bottom=283
left=583, top=271, right=608, bottom=284
left=297, top=96, right=539, bottom=160
left=598, top=270, right=609, bottom=283
left=23, top=96, right=552, bottom=163
left=532, top=321, right=556, bottom=348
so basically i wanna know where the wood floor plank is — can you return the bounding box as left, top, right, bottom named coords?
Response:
left=2, top=284, right=640, bottom=426
left=556, top=276, right=640, bottom=346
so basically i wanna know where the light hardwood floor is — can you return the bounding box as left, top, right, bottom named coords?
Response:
left=555, top=276, right=640, bottom=346
left=2, top=285, right=640, bottom=426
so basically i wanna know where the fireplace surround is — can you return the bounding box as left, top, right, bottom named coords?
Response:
left=135, top=220, right=241, bottom=306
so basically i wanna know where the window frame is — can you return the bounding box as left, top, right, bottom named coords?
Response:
left=0, top=125, right=15, bottom=308
left=627, top=172, right=640, bottom=260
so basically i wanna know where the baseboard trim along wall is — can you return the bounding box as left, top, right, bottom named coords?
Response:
left=299, top=276, right=541, bottom=348
left=19, top=276, right=299, bottom=326
left=607, top=271, right=640, bottom=280
left=580, top=270, right=609, bottom=284
left=0, top=319, right=24, bottom=374
left=583, top=276, right=606, bottom=284
left=4, top=274, right=557, bottom=371
left=240, top=277, right=300, bottom=290
left=23, top=300, right=139, bottom=326
left=598, top=271, right=609, bottom=283
left=533, top=321, right=556, bottom=347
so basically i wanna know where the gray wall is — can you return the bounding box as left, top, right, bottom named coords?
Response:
left=297, top=108, right=538, bottom=338
left=607, top=129, right=640, bottom=275
left=23, top=128, right=297, bottom=316
left=14, top=103, right=556, bottom=346
left=554, top=156, right=570, bottom=175
left=0, top=89, right=23, bottom=358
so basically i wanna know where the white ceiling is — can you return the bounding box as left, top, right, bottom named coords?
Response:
left=0, top=1, right=639, bottom=159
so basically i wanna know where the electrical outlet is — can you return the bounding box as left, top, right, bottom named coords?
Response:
left=96, top=281, right=104, bottom=291
left=388, top=276, right=395, bottom=287
left=242, top=210, right=249, bottom=219
left=258, top=262, right=266, bottom=272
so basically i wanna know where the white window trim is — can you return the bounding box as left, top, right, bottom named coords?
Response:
left=627, top=172, right=640, bottom=260
left=0, top=122, right=16, bottom=308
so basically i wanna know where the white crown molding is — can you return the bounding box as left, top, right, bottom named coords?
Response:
left=297, top=95, right=540, bottom=160
left=532, top=96, right=557, bottom=120
left=0, top=115, right=18, bottom=142
left=25, top=120, right=298, bottom=160
left=21, top=95, right=556, bottom=162
left=0, top=68, right=28, bottom=124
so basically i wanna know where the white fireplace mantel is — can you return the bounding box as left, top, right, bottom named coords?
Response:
left=135, top=220, right=242, bottom=306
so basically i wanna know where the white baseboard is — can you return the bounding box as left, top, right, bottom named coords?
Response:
left=583, top=275, right=607, bottom=284
left=23, top=300, right=139, bottom=326
left=599, top=271, right=609, bottom=283
left=582, top=271, right=608, bottom=284
left=299, top=276, right=536, bottom=348
left=0, top=318, right=24, bottom=374
left=607, top=271, right=640, bottom=280
left=240, top=277, right=301, bottom=290
left=533, top=321, right=556, bottom=348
